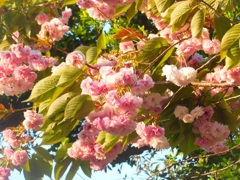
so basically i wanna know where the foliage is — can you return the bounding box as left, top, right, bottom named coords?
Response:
left=0, top=0, right=240, bottom=179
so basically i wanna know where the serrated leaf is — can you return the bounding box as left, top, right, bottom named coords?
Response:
left=220, top=23, right=240, bottom=61
left=25, top=75, right=60, bottom=103
left=96, top=131, right=121, bottom=153
left=170, top=0, right=198, bottom=31
left=63, top=94, right=94, bottom=121
left=191, top=8, right=206, bottom=38
left=154, top=0, right=175, bottom=13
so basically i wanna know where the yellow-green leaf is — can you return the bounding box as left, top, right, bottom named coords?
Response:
left=170, top=0, right=198, bottom=31
left=191, top=8, right=206, bottom=38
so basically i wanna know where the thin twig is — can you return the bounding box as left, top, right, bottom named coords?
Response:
left=196, top=54, right=219, bottom=72
left=191, top=159, right=240, bottom=178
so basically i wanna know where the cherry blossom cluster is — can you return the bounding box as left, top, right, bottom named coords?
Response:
left=174, top=105, right=205, bottom=123
left=67, top=51, right=170, bottom=170
left=162, top=65, right=197, bottom=87
left=77, top=0, right=136, bottom=20
left=68, top=122, right=123, bottom=170
left=132, top=122, right=169, bottom=149
left=35, top=7, right=72, bottom=45
left=193, top=106, right=230, bottom=153
left=0, top=43, right=57, bottom=96
left=205, top=65, right=240, bottom=89
left=140, top=2, right=220, bottom=63
left=0, top=111, right=44, bottom=177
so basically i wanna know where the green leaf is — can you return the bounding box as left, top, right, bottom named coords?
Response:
left=152, top=46, right=175, bottom=75
left=66, top=160, right=81, bottom=180
left=25, top=75, right=60, bottom=103
left=86, top=47, right=99, bottom=64
left=225, top=40, right=240, bottom=69
left=54, top=157, right=72, bottom=180
left=138, top=37, right=168, bottom=63
left=190, top=8, right=206, bottom=38
left=46, top=92, right=75, bottom=120
left=122, top=131, right=138, bottom=150
left=55, top=144, right=72, bottom=162
left=63, top=0, right=77, bottom=6
left=41, top=119, right=80, bottom=145
left=56, top=66, right=83, bottom=87
left=81, top=161, right=92, bottom=178
left=220, top=23, right=240, bottom=62
left=96, top=131, right=121, bottom=153
left=126, top=0, right=143, bottom=22
left=154, top=0, right=175, bottom=13
left=97, top=33, right=107, bottom=50
left=214, top=15, right=231, bottom=40
left=63, top=94, right=94, bottom=122
left=214, top=100, right=238, bottom=131
left=34, top=146, right=53, bottom=162
left=115, top=4, right=132, bottom=17
left=178, top=130, right=197, bottom=155
left=0, top=39, right=11, bottom=50
left=170, top=0, right=198, bottom=31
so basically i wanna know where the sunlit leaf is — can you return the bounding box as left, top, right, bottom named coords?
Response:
left=190, top=8, right=206, bottom=38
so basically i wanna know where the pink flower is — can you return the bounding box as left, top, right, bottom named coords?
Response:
left=133, top=123, right=169, bottom=150
left=119, top=41, right=135, bottom=53
left=0, top=167, right=10, bottom=180
left=61, top=7, right=72, bottom=24
left=65, top=51, right=86, bottom=69
left=23, top=110, right=44, bottom=130
left=3, top=147, right=14, bottom=159
left=10, top=44, right=30, bottom=61
left=202, top=39, right=220, bottom=54
left=114, top=67, right=137, bottom=86
left=68, top=140, right=95, bottom=160
left=35, top=13, right=49, bottom=25
left=11, top=150, right=28, bottom=166
left=87, top=2, right=116, bottom=20
left=2, top=129, right=20, bottom=148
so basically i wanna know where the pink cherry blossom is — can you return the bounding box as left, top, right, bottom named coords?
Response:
left=23, top=110, right=44, bottom=130
left=61, top=7, right=72, bottom=24
left=35, top=13, right=49, bottom=25
left=11, top=150, right=28, bottom=166
left=119, top=41, right=135, bottom=53
left=66, top=51, right=86, bottom=69
left=2, top=129, right=20, bottom=148
left=3, top=147, right=14, bottom=159
left=0, top=167, right=10, bottom=180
